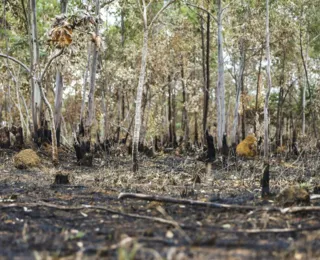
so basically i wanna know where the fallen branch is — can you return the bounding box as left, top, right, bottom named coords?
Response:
left=118, top=192, right=320, bottom=214
left=0, top=201, right=181, bottom=227
left=118, top=192, right=257, bottom=211
left=280, top=206, right=320, bottom=214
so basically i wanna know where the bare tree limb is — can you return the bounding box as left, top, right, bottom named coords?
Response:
left=39, top=48, right=64, bottom=83
left=0, top=201, right=181, bottom=227
left=183, top=2, right=218, bottom=23
left=119, top=192, right=257, bottom=211
left=118, top=192, right=320, bottom=214
left=0, top=53, right=31, bottom=74
left=149, top=0, right=177, bottom=29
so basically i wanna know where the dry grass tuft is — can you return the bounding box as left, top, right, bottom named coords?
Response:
left=236, top=134, right=257, bottom=157
left=13, top=149, right=40, bottom=169
left=276, top=186, right=310, bottom=207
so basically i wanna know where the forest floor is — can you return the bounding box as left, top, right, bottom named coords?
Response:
left=1, top=147, right=320, bottom=260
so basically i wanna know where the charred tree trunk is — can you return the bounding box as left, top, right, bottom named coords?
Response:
left=168, top=75, right=173, bottom=146
left=194, top=112, right=199, bottom=147
left=262, top=0, right=272, bottom=198
left=75, top=0, right=100, bottom=166
left=222, top=133, right=229, bottom=167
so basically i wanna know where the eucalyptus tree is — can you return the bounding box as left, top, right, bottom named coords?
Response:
left=132, top=0, right=177, bottom=172
left=54, top=0, right=68, bottom=147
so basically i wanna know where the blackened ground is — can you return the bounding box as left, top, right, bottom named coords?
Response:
left=1, top=148, right=320, bottom=259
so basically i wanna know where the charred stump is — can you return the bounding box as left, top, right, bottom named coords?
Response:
left=10, top=126, right=24, bottom=149
left=74, top=121, right=93, bottom=167
left=261, top=162, right=270, bottom=198
left=54, top=173, right=70, bottom=184
left=206, top=130, right=215, bottom=162
left=292, top=129, right=299, bottom=156
left=221, top=133, right=229, bottom=168
left=0, top=127, right=10, bottom=148
left=34, top=121, right=52, bottom=147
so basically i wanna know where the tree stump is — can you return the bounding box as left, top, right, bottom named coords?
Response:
left=54, top=173, right=70, bottom=184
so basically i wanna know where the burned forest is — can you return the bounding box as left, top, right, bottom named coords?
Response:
left=1, top=0, right=320, bottom=259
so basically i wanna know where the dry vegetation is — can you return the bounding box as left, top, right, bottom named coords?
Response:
left=1, top=146, right=320, bottom=259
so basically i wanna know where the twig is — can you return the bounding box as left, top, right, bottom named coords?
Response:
left=233, top=225, right=320, bottom=234
left=0, top=201, right=181, bottom=227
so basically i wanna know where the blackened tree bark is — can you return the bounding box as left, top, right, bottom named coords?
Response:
left=261, top=0, right=272, bottom=198
left=168, top=75, right=173, bottom=146
left=74, top=0, right=100, bottom=166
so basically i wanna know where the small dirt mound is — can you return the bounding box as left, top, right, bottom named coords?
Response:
left=276, top=186, right=310, bottom=207
left=13, top=149, right=40, bottom=169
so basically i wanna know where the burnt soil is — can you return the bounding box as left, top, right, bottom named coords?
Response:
left=1, top=148, right=320, bottom=260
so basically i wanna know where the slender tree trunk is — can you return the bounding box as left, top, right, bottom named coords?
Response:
left=115, top=89, right=121, bottom=142
left=172, top=80, right=177, bottom=147
left=262, top=0, right=272, bottom=197
left=203, top=13, right=210, bottom=143
left=275, top=52, right=285, bottom=147
left=140, top=82, right=149, bottom=145
left=131, top=0, right=175, bottom=171
left=231, top=34, right=246, bottom=145
left=216, top=0, right=225, bottom=149
left=300, top=26, right=316, bottom=137
left=200, top=15, right=207, bottom=137
left=194, top=111, right=199, bottom=146
left=30, top=0, right=41, bottom=136
left=3, top=2, right=12, bottom=128
left=254, top=50, right=263, bottom=135
left=132, top=28, right=148, bottom=172
left=241, top=75, right=247, bottom=140
left=101, top=83, right=108, bottom=148
left=168, top=75, right=173, bottom=146
left=80, top=43, right=91, bottom=122
left=54, top=72, right=63, bottom=146
left=181, top=57, right=189, bottom=149
left=75, top=0, right=100, bottom=166
left=54, top=0, right=68, bottom=147
left=301, top=74, right=306, bottom=136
